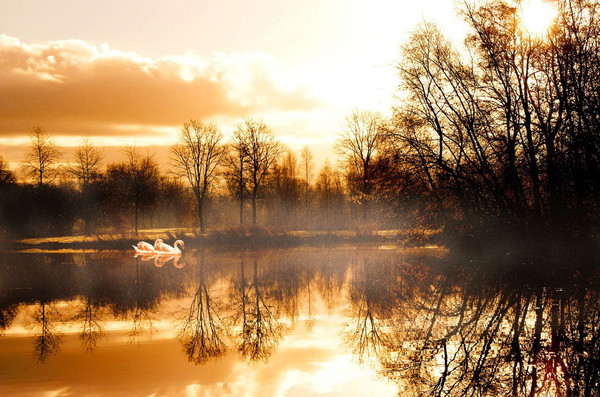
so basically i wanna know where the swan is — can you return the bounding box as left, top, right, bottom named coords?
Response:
left=156, top=240, right=184, bottom=255
left=154, top=238, right=167, bottom=252
left=132, top=241, right=156, bottom=254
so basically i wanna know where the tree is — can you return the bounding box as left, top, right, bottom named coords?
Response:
left=66, top=139, right=105, bottom=235
left=0, top=156, right=16, bottom=186
left=68, top=138, right=104, bottom=186
left=300, top=146, right=314, bottom=223
left=336, top=111, right=386, bottom=220
left=224, top=140, right=249, bottom=226
left=233, top=119, right=282, bottom=225
left=268, top=150, right=302, bottom=228
left=171, top=120, right=225, bottom=233
left=23, top=126, right=61, bottom=186
left=314, top=161, right=346, bottom=230
left=104, top=148, right=160, bottom=233
left=391, top=0, right=600, bottom=242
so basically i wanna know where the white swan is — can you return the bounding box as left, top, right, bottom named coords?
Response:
left=132, top=241, right=155, bottom=254
left=154, top=238, right=165, bottom=252
left=156, top=240, right=184, bottom=255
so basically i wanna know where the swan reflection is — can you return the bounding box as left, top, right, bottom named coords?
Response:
left=133, top=251, right=185, bottom=268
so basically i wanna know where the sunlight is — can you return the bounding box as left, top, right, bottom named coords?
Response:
left=520, top=0, right=558, bottom=37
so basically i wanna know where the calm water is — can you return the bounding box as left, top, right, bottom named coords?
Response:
left=0, top=246, right=598, bottom=396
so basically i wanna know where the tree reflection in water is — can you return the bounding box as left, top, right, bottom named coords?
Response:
left=75, top=297, right=104, bottom=353
left=179, top=250, right=227, bottom=364
left=231, top=259, right=281, bottom=361
left=0, top=304, right=17, bottom=335
left=345, top=257, right=600, bottom=396
left=348, top=257, right=397, bottom=360
left=0, top=248, right=599, bottom=396
left=32, top=302, right=62, bottom=363
left=111, top=257, right=159, bottom=342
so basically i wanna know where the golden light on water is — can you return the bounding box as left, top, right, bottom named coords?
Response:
left=520, top=0, right=558, bottom=37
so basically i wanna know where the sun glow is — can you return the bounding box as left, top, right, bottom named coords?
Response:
left=520, top=0, right=558, bottom=37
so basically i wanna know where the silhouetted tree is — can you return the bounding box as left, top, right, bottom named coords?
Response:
left=300, top=145, right=314, bottom=224
left=391, top=0, right=600, bottom=243
left=104, top=148, right=160, bottom=233
left=267, top=150, right=302, bottom=228
left=0, top=156, right=16, bottom=186
left=224, top=139, right=249, bottom=226
left=23, top=125, right=61, bottom=186
left=171, top=120, right=225, bottom=233
left=233, top=119, right=282, bottom=225
left=337, top=111, right=386, bottom=221
left=68, top=138, right=105, bottom=235
left=154, top=177, right=190, bottom=228
left=68, top=138, right=105, bottom=186
left=314, top=161, right=346, bottom=230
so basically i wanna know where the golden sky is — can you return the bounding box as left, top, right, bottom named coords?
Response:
left=0, top=0, right=467, bottom=166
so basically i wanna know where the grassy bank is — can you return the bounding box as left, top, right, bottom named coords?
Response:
left=8, top=226, right=440, bottom=252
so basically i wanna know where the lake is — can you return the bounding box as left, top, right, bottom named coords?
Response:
left=0, top=245, right=597, bottom=396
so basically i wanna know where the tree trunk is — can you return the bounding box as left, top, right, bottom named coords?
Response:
left=238, top=157, right=244, bottom=226
left=134, top=200, right=139, bottom=234
left=197, top=195, right=205, bottom=233
left=251, top=193, right=257, bottom=225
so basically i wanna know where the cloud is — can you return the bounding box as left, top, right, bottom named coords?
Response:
left=0, top=35, right=320, bottom=138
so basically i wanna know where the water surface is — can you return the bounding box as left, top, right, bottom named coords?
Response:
left=0, top=246, right=597, bottom=396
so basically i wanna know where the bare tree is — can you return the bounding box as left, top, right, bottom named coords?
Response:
left=233, top=119, right=282, bottom=225
left=269, top=150, right=302, bottom=228
left=105, top=147, right=160, bottom=233
left=224, top=140, right=249, bottom=226
left=0, top=156, right=16, bottom=186
left=315, top=161, right=346, bottom=230
left=336, top=111, right=386, bottom=219
left=23, top=125, right=61, bottom=186
left=171, top=120, right=225, bottom=233
left=179, top=252, right=226, bottom=364
left=234, top=261, right=281, bottom=361
left=390, top=0, right=600, bottom=239
left=300, top=145, right=313, bottom=223
left=67, top=138, right=105, bottom=235
left=33, top=303, right=62, bottom=363
left=68, top=138, right=104, bottom=186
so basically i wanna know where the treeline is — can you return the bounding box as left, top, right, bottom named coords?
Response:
left=0, top=120, right=393, bottom=238
left=387, top=0, right=600, bottom=245
left=340, top=0, right=600, bottom=247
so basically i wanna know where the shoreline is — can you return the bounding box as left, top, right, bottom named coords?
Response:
left=6, top=227, right=438, bottom=252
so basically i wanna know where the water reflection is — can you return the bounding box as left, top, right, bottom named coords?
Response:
left=32, top=302, right=62, bottom=363
left=345, top=257, right=600, bottom=396
left=0, top=248, right=598, bottom=396
left=179, top=251, right=227, bottom=364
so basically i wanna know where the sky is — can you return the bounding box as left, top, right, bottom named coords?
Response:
left=0, top=0, right=468, bottom=168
